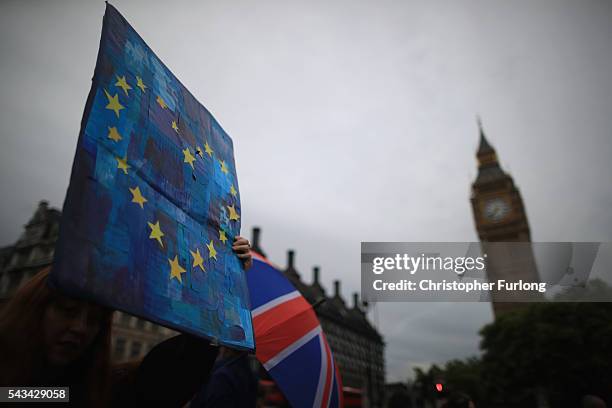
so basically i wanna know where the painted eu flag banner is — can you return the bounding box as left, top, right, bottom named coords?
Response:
left=50, top=3, right=254, bottom=350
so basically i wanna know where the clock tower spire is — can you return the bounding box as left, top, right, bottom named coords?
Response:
left=476, top=117, right=498, bottom=166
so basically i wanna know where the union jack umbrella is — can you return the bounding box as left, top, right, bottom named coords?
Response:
left=247, top=252, right=344, bottom=408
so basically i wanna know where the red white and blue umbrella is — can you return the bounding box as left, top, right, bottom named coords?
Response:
left=247, top=253, right=344, bottom=408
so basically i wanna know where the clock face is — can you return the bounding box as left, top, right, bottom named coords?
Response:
left=483, top=198, right=511, bottom=222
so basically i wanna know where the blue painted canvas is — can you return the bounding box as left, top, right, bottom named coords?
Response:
left=50, top=3, right=254, bottom=350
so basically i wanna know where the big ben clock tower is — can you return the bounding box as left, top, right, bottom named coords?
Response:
left=470, top=119, right=540, bottom=316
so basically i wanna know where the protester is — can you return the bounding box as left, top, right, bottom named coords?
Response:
left=190, top=346, right=258, bottom=408
left=0, top=236, right=252, bottom=408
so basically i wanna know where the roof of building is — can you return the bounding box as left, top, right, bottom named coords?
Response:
left=15, top=201, right=61, bottom=250
left=477, top=125, right=495, bottom=157
left=473, top=120, right=511, bottom=187
left=273, top=246, right=383, bottom=343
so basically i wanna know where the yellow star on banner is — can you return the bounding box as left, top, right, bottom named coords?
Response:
left=183, top=148, right=196, bottom=169
left=148, top=221, right=164, bottom=248
left=227, top=204, right=240, bottom=221
left=219, top=230, right=228, bottom=244
left=104, top=89, right=124, bottom=118
left=171, top=120, right=179, bottom=133
left=115, top=75, right=132, bottom=96
left=129, top=186, right=147, bottom=209
left=190, top=248, right=205, bottom=272
left=108, top=126, right=122, bottom=142
left=136, top=76, right=147, bottom=92
left=156, top=95, right=168, bottom=109
left=116, top=156, right=130, bottom=175
left=196, top=146, right=203, bottom=157
left=230, top=184, right=237, bottom=197
left=204, top=142, right=213, bottom=157
left=168, top=255, right=186, bottom=283
left=219, top=160, right=229, bottom=174
left=207, top=240, right=217, bottom=260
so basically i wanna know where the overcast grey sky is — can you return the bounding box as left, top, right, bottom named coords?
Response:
left=1, top=0, right=611, bottom=382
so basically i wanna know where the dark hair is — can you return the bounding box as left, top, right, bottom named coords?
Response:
left=0, top=267, right=113, bottom=407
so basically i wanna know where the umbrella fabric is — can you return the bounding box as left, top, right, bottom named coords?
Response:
left=247, top=253, right=344, bottom=408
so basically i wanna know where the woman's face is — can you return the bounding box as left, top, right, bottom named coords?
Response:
left=42, top=296, right=105, bottom=367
